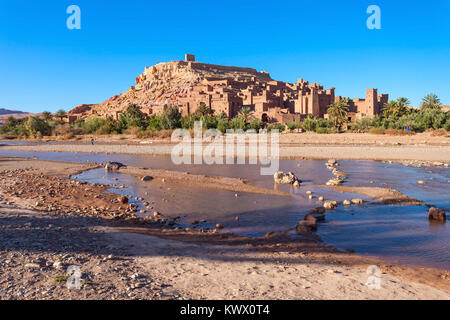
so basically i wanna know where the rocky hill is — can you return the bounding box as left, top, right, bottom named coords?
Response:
left=69, top=58, right=273, bottom=119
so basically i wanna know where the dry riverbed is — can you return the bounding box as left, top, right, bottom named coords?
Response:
left=0, top=157, right=449, bottom=300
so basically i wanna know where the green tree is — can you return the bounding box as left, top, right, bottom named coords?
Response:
left=41, top=111, right=53, bottom=121
left=98, top=117, right=120, bottom=134
left=194, top=103, right=214, bottom=119
left=229, top=117, right=246, bottom=130
left=25, top=116, right=51, bottom=137
left=55, top=109, right=67, bottom=121
left=82, top=117, right=106, bottom=134
left=147, top=115, right=162, bottom=131
left=382, top=97, right=410, bottom=119
left=237, top=106, right=255, bottom=126
left=119, top=104, right=145, bottom=129
left=248, top=119, right=262, bottom=131
left=286, top=121, right=300, bottom=132
left=421, top=93, right=441, bottom=110
left=327, top=98, right=350, bottom=130
left=181, top=114, right=195, bottom=129
left=217, top=119, right=230, bottom=133
left=160, top=106, right=181, bottom=129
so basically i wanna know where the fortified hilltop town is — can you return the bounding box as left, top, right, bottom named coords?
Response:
left=69, top=54, right=388, bottom=123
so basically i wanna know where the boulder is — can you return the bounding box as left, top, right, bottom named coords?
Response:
left=311, top=207, right=325, bottom=214
left=323, top=200, right=338, bottom=210
left=265, top=231, right=282, bottom=239
left=327, top=159, right=337, bottom=166
left=105, top=161, right=125, bottom=171
left=118, top=196, right=129, bottom=204
left=351, top=199, right=364, bottom=205
left=153, top=211, right=161, bottom=218
left=343, top=200, right=351, bottom=206
left=296, top=220, right=317, bottom=232
left=141, top=176, right=153, bottom=181
left=305, top=214, right=325, bottom=223
left=428, top=207, right=446, bottom=223
left=274, top=171, right=301, bottom=185
left=333, top=170, right=347, bottom=177
left=326, top=178, right=345, bottom=186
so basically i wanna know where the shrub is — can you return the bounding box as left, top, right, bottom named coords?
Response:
left=444, top=118, right=450, bottom=132
left=25, top=116, right=51, bottom=137
left=229, top=117, right=245, bottom=130
left=301, top=116, right=332, bottom=132
left=53, top=124, right=81, bottom=138
left=160, top=106, right=181, bottom=130
left=315, top=127, right=328, bottom=134
left=286, top=121, right=300, bottom=132
left=181, top=114, right=195, bottom=129
left=204, top=115, right=218, bottom=129
left=350, top=117, right=378, bottom=132
left=217, top=119, right=230, bottom=133
left=368, top=127, right=385, bottom=135
left=97, top=117, right=120, bottom=134
left=267, top=123, right=285, bottom=133
left=138, top=129, right=173, bottom=139
left=315, top=127, right=338, bottom=134
left=248, top=119, right=262, bottom=131
left=384, top=128, right=413, bottom=136
left=82, top=117, right=106, bottom=134
left=431, top=128, right=449, bottom=137
left=147, top=115, right=162, bottom=131
left=119, top=104, right=146, bottom=129
left=301, top=116, right=317, bottom=132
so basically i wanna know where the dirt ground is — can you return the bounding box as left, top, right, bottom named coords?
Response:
left=0, top=157, right=449, bottom=300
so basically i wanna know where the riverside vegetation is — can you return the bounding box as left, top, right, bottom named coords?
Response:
left=1, top=94, right=449, bottom=140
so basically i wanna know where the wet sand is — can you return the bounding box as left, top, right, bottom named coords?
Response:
left=0, top=157, right=449, bottom=299
left=121, top=166, right=290, bottom=196
left=324, top=186, right=425, bottom=206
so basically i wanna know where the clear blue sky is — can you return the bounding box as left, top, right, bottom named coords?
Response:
left=1, top=0, right=449, bottom=113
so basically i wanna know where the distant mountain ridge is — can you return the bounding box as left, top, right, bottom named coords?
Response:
left=0, top=108, right=28, bottom=115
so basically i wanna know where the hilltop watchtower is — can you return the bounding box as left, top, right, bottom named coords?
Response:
left=185, top=54, right=196, bottom=62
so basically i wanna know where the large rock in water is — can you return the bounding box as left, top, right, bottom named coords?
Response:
left=428, top=207, right=446, bottom=223
left=105, top=161, right=125, bottom=171
left=273, top=171, right=301, bottom=185
left=296, top=220, right=317, bottom=232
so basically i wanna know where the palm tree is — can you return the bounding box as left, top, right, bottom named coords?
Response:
left=55, top=109, right=67, bottom=121
left=327, top=98, right=349, bottom=130
left=41, top=111, right=53, bottom=121
left=237, top=106, right=255, bottom=126
left=195, top=103, right=214, bottom=118
left=382, top=97, right=410, bottom=119
left=421, top=93, right=441, bottom=110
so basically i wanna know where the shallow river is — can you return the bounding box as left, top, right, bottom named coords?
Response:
left=0, top=148, right=449, bottom=269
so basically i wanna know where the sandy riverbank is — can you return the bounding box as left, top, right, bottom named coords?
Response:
left=0, top=157, right=449, bottom=299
